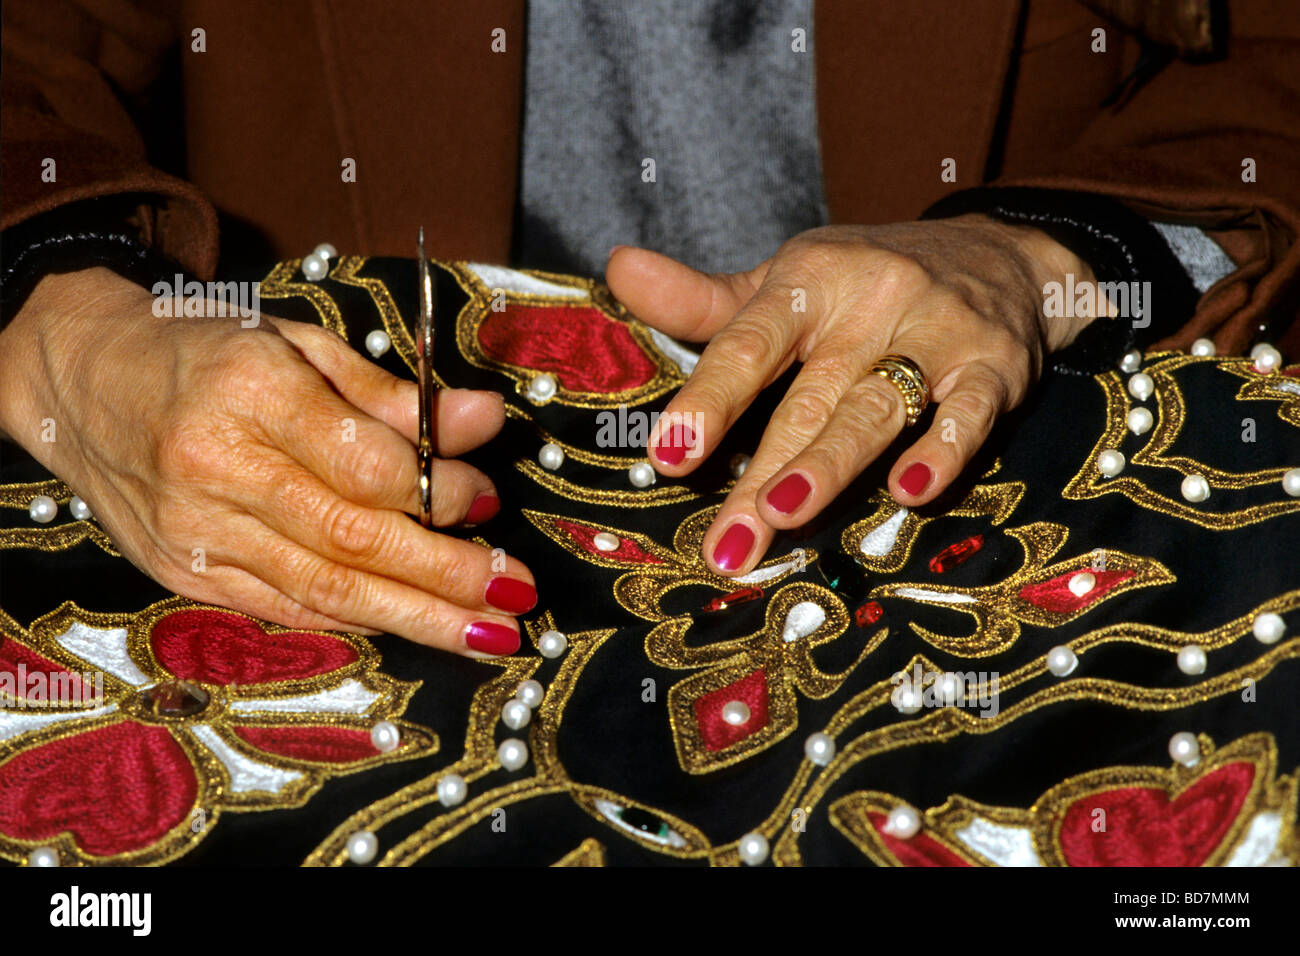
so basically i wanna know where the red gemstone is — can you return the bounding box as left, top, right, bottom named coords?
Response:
left=929, top=534, right=984, bottom=573
left=703, top=587, right=764, bottom=612
left=855, top=601, right=884, bottom=626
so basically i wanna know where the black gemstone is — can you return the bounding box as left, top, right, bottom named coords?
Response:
left=617, top=806, right=668, bottom=836
left=817, top=551, right=867, bottom=604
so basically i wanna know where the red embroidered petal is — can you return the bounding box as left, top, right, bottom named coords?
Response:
left=695, top=669, right=769, bottom=751
left=0, top=721, right=196, bottom=857
left=0, top=639, right=85, bottom=705
left=231, top=725, right=383, bottom=763
left=150, top=609, right=358, bottom=686
left=1058, top=761, right=1255, bottom=866
left=478, top=304, right=658, bottom=393
left=869, top=813, right=971, bottom=866
left=554, top=518, right=664, bottom=565
left=1018, top=569, right=1135, bottom=614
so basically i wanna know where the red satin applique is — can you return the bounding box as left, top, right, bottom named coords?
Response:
left=1058, top=762, right=1255, bottom=866
left=553, top=518, right=664, bottom=565
left=0, top=722, right=196, bottom=857
left=232, top=725, right=382, bottom=763
left=695, top=669, right=769, bottom=751
left=150, top=609, right=359, bottom=685
left=0, top=639, right=84, bottom=703
left=870, top=813, right=970, bottom=866
left=1018, top=569, right=1135, bottom=614
left=478, top=304, right=658, bottom=392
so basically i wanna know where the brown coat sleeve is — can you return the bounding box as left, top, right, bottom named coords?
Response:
left=1, top=0, right=218, bottom=278
left=993, top=1, right=1300, bottom=355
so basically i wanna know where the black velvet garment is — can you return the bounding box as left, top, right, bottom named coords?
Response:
left=1, top=256, right=1297, bottom=867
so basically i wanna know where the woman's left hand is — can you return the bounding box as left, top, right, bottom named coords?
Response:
left=606, top=215, right=1100, bottom=576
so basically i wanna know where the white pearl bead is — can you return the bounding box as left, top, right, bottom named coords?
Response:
left=1190, top=338, right=1216, bottom=357
left=539, top=629, right=568, bottom=659
left=1253, top=345, right=1282, bottom=373
left=365, top=329, right=391, bottom=358
left=932, top=673, right=962, bottom=706
left=1180, top=474, right=1210, bottom=503
left=628, top=461, right=657, bottom=488
left=892, top=681, right=923, bottom=715
left=516, top=679, right=545, bottom=709
left=1096, top=449, right=1125, bottom=478
left=301, top=252, right=329, bottom=281
left=1169, top=732, right=1200, bottom=767
left=1127, top=372, right=1154, bottom=402
left=720, top=701, right=751, bottom=726
left=27, top=846, right=59, bottom=867
left=1177, top=644, right=1207, bottom=675
left=346, top=830, right=378, bottom=864
left=729, top=454, right=751, bottom=478
left=1253, top=612, right=1286, bottom=645
left=68, top=496, right=92, bottom=521
left=370, top=720, right=401, bottom=753
left=528, top=372, right=558, bottom=402
left=1120, top=349, right=1142, bottom=373
left=1068, top=571, right=1096, bottom=597
left=502, top=698, right=531, bottom=730
left=804, top=732, right=835, bottom=766
left=592, top=532, right=619, bottom=552
left=1127, top=407, right=1154, bottom=435
left=313, top=242, right=338, bottom=260
left=538, top=442, right=565, bottom=471
left=1250, top=343, right=1272, bottom=360
left=437, top=773, right=468, bottom=806
left=737, top=832, right=769, bottom=866
left=497, top=737, right=529, bottom=772
left=1283, top=468, right=1300, bottom=498
left=29, top=495, right=57, bottom=524
left=884, top=805, right=921, bottom=839
left=1047, top=645, right=1078, bottom=677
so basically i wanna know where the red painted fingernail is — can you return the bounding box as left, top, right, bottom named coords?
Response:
left=465, top=621, right=520, bottom=656
left=652, top=424, right=695, bottom=466
left=899, top=462, right=932, bottom=497
left=465, top=494, right=500, bottom=525
left=766, top=472, right=811, bottom=514
left=485, top=577, right=537, bottom=615
left=711, top=523, right=755, bottom=572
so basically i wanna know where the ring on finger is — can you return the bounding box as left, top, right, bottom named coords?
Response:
left=868, top=354, right=930, bottom=426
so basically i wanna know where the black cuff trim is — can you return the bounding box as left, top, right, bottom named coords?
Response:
left=0, top=199, right=181, bottom=328
left=922, top=187, right=1201, bottom=375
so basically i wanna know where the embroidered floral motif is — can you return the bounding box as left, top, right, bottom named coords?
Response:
left=0, top=598, right=435, bottom=865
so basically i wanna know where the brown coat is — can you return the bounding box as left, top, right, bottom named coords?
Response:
left=3, top=0, right=1298, bottom=353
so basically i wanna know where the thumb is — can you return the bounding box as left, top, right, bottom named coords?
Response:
left=605, top=246, right=768, bottom=343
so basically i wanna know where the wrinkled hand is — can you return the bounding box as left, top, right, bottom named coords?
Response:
left=0, top=267, right=534, bottom=655
left=607, top=215, right=1097, bottom=575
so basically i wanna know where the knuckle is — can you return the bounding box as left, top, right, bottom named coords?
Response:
left=300, top=559, right=358, bottom=617
left=719, top=323, right=778, bottom=369
left=782, top=388, right=838, bottom=436
left=946, top=389, right=1000, bottom=438
left=872, top=251, right=928, bottom=294
left=848, top=379, right=905, bottom=428
left=427, top=541, right=478, bottom=596
left=321, top=498, right=388, bottom=561
left=345, top=436, right=404, bottom=502
left=156, top=422, right=222, bottom=479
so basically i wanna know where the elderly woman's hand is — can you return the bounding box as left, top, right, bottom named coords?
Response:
left=0, top=267, right=534, bottom=655
left=607, top=215, right=1100, bottom=575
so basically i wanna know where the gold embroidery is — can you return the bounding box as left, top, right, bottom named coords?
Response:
left=1063, top=357, right=1300, bottom=528
left=0, top=479, right=119, bottom=556
left=0, top=597, right=436, bottom=866
left=872, top=522, right=1175, bottom=657
left=552, top=837, right=608, bottom=866
left=257, top=260, right=346, bottom=336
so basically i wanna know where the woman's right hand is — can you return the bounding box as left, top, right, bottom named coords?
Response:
left=0, top=266, right=533, bottom=657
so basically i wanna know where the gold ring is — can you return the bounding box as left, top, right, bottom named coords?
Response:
left=869, top=354, right=930, bottom=426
